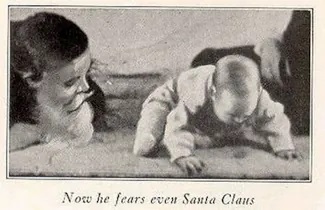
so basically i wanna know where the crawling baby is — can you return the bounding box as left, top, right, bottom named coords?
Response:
left=133, top=55, right=301, bottom=176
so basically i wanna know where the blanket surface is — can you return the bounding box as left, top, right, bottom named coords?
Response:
left=9, top=129, right=310, bottom=180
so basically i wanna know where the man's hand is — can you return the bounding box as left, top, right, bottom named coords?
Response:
left=255, top=38, right=290, bottom=87
left=174, top=156, right=206, bottom=176
left=275, top=150, right=303, bottom=161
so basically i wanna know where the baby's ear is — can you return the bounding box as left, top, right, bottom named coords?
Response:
left=210, top=85, right=217, bottom=96
left=209, top=85, right=220, bottom=102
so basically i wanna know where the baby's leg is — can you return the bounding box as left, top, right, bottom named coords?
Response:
left=193, top=130, right=216, bottom=149
left=241, top=126, right=271, bottom=150
left=133, top=80, right=177, bottom=156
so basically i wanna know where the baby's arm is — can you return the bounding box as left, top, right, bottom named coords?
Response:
left=164, top=102, right=205, bottom=176
left=133, top=80, right=177, bottom=156
left=254, top=90, right=302, bottom=160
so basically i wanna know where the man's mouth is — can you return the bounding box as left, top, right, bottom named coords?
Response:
left=65, top=90, right=94, bottom=114
left=67, top=100, right=86, bottom=114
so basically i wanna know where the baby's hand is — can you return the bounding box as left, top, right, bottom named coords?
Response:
left=174, top=156, right=206, bottom=176
left=275, top=150, right=303, bottom=161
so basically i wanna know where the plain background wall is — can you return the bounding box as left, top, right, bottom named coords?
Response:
left=9, top=8, right=292, bottom=75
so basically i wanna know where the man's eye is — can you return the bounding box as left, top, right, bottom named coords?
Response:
left=64, top=78, right=78, bottom=87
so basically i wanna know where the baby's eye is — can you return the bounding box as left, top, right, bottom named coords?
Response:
left=64, top=78, right=78, bottom=87
left=243, top=115, right=249, bottom=120
left=241, top=115, right=251, bottom=121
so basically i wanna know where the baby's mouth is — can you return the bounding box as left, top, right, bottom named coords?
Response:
left=65, top=90, right=94, bottom=114
left=227, top=121, right=244, bottom=129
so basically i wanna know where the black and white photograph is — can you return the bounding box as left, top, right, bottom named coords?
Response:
left=8, top=6, right=311, bottom=180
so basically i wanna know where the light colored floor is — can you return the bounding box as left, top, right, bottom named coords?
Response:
left=9, top=128, right=310, bottom=179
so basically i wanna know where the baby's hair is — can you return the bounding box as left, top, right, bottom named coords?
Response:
left=213, top=55, right=261, bottom=97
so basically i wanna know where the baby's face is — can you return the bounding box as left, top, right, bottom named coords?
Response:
left=37, top=49, right=93, bottom=115
left=211, top=89, right=260, bottom=126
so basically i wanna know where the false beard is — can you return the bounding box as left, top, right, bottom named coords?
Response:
left=37, top=93, right=94, bottom=147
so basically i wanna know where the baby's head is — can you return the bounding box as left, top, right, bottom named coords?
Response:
left=11, top=12, right=94, bottom=144
left=211, top=55, right=261, bottom=126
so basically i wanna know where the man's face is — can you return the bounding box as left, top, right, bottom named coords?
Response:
left=36, top=49, right=95, bottom=144
left=211, top=88, right=259, bottom=126
left=37, top=49, right=93, bottom=115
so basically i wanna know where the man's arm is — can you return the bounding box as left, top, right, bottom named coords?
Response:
left=9, top=123, right=41, bottom=152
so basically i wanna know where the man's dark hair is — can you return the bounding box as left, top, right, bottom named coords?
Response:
left=10, top=12, right=89, bottom=126
left=11, top=12, right=89, bottom=81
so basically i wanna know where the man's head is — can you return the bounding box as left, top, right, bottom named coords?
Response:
left=11, top=12, right=94, bottom=144
left=211, top=55, right=262, bottom=126
left=36, top=48, right=93, bottom=115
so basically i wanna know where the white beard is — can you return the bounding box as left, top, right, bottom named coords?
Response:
left=37, top=97, right=94, bottom=147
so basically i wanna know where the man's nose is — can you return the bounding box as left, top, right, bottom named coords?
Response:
left=78, top=77, right=90, bottom=92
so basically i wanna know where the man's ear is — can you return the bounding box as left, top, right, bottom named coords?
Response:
left=15, top=70, right=45, bottom=89
left=25, top=77, right=43, bottom=89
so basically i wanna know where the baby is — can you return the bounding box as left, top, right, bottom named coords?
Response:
left=134, top=55, right=301, bottom=175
